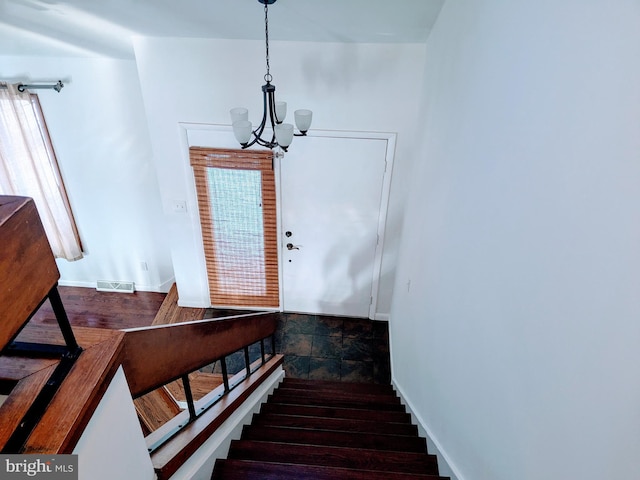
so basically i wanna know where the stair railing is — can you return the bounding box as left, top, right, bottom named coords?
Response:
left=119, top=311, right=282, bottom=478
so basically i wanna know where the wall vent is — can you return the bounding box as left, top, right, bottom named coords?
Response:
left=96, top=280, right=135, bottom=293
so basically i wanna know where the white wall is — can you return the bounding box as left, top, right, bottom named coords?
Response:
left=73, top=367, right=155, bottom=480
left=390, top=1, right=640, bottom=479
left=132, top=37, right=426, bottom=312
left=1, top=55, right=174, bottom=291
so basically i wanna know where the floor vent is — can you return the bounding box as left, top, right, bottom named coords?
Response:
left=96, top=280, right=135, bottom=293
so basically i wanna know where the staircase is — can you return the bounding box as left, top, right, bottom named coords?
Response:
left=212, top=378, right=449, bottom=479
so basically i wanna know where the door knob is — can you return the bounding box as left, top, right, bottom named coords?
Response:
left=286, top=243, right=300, bottom=250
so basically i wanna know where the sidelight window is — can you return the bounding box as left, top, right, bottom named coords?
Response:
left=190, top=147, right=278, bottom=308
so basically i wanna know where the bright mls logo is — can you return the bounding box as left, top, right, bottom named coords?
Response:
left=0, top=455, right=77, bottom=479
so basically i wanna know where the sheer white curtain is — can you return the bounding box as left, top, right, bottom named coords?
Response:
left=0, top=83, right=83, bottom=261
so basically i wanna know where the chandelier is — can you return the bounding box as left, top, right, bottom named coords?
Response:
left=230, top=0, right=312, bottom=152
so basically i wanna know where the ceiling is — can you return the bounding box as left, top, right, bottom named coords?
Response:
left=0, top=0, right=445, bottom=58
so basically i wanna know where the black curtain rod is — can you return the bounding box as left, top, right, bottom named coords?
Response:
left=0, top=80, right=64, bottom=93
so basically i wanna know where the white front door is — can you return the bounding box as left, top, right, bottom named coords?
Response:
left=279, top=134, right=390, bottom=318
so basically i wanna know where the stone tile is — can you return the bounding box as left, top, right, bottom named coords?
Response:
left=373, top=360, right=391, bottom=385
left=275, top=312, right=391, bottom=385
left=311, top=335, right=342, bottom=359
left=283, top=355, right=310, bottom=379
left=199, top=362, right=215, bottom=374
left=372, top=320, right=389, bottom=339
left=273, top=330, right=284, bottom=354
left=372, top=336, right=390, bottom=359
left=247, top=342, right=263, bottom=363
left=309, top=357, right=341, bottom=381
left=341, top=360, right=374, bottom=383
left=212, top=350, right=246, bottom=375
left=343, top=318, right=373, bottom=338
left=342, top=336, right=373, bottom=362
left=281, top=333, right=313, bottom=356
left=283, top=313, right=318, bottom=335
left=315, top=316, right=344, bottom=336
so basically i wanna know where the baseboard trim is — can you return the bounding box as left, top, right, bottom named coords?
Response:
left=58, top=278, right=175, bottom=293
left=392, top=379, right=464, bottom=480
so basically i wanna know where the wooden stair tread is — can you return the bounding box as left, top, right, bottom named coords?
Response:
left=212, top=459, right=447, bottom=480
left=165, top=371, right=224, bottom=402
left=152, top=283, right=207, bottom=326
left=211, top=378, right=446, bottom=480
left=134, top=387, right=181, bottom=433
left=252, top=412, right=418, bottom=436
left=275, top=385, right=400, bottom=402
left=228, top=440, right=440, bottom=475
left=260, top=401, right=412, bottom=423
left=241, top=424, right=427, bottom=453
left=269, top=389, right=405, bottom=411
left=281, top=377, right=395, bottom=395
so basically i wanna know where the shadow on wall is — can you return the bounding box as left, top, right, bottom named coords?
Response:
left=300, top=43, right=405, bottom=94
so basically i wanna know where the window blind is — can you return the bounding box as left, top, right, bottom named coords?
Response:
left=190, top=147, right=279, bottom=308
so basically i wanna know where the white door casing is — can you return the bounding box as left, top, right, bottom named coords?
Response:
left=278, top=132, right=393, bottom=318
left=180, top=124, right=395, bottom=318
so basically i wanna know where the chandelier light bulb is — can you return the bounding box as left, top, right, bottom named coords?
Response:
left=232, top=120, right=253, bottom=145
left=274, top=101, right=287, bottom=123
left=275, top=123, right=294, bottom=147
left=294, top=109, right=313, bottom=134
left=230, top=107, right=249, bottom=124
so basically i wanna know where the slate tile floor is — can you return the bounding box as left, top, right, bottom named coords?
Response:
left=276, top=313, right=391, bottom=384
left=210, top=312, right=391, bottom=385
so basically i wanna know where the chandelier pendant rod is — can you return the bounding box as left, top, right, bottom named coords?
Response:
left=230, top=0, right=311, bottom=152
left=245, top=0, right=279, bottom=150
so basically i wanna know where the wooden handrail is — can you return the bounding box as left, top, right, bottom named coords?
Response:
left=0, top=196, right=59, bottom=351
left=120, top=312, right=278, bottom=398
left=1, top=313, right=279, bottom=454
left=1, top=194, right=282, bottom=465
left=0, top=325, right=125, bottom=453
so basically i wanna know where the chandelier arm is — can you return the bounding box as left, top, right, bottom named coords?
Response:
left=267, top=88, right=279, bottom=144
left=232, top=0, right=308, bottom=151
left=244, top=82, right=279, bottom=149
left=252, top=84, right=270, bottom=141
left=267, top=90, right=276, bottom=128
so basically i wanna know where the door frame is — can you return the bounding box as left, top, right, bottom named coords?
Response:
left=275, top=129, right=396, bottom=320
left=179, top=123, right=396, bottom=319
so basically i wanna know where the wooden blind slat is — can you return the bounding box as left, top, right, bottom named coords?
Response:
left=190, top=147, right=279, bottom=309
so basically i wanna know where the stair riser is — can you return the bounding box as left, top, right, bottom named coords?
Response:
left=252, top=413, right=418, bottom=436
left=281, top=378, right=395, bottom=395
left=269, top=392, right=405, bottom=412
left=213, top=459, right=447, bottom=480
left=261, top=401, right=412, bottom=423
left=274, top=387, right=401, bottom=404
left=212, top=379, right=447, bottom=480
left=243, top=425, right=427, bottom=453
left=228, top=440, right=440, bottom=475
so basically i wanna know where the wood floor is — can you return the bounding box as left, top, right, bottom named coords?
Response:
left=30, top=285, right=255, bottom=330
left=30, top=286, right=166, bottom=330
left=30, top=286, right=392, bottom=384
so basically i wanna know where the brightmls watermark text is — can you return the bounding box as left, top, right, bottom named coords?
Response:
left=0, top=455, right=77, bottom=479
